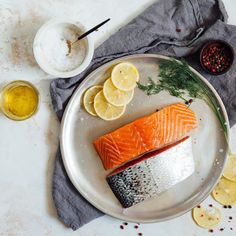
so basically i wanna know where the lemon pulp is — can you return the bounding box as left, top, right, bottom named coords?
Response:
left=111, top=62, right=139, bottom=91
left=192, top=206, right=221, bottom=229
left=94, top=91, right=125, bottom=121
left=212, top=177, right=236, bottom=205
left=223, top=153, right=236, bottom=182
left=103, top=78, right=134, bottom=106
left=83, top=85, right=103, bottom=116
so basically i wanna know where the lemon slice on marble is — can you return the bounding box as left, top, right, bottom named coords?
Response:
left=83, top=85, right=103, bottom=116
left=192, top=205, right=221, bottom=229
left=111, top=62, right=139, bottom=91
left=212, top=177, right=236, bottom=205
left=223, top=153, right=236, bottom=182
left=103, top=78, right=134, bottom=106
left=94, top=91, right=125, bottom=121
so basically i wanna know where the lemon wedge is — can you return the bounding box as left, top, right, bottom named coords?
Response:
left=192, top=205, right=221, bottom=229
left=212, top=177, right=236, bottom=205
left=94, top=91, right=125, bottom=121
left=111, top=62, right=139, bottom=91
left=103, top=78, right=134, bottom=106
left=83, top=85, right=103, bottom=116
left=223, top=153, right=236, bottom=182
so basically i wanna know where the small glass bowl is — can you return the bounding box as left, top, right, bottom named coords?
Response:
left=0, top=80, right=39, bottom=121
left=200, top=40, right=234, bottom=75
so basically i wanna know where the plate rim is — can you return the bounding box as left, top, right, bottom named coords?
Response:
left=60, top=54, right=230, bottom=223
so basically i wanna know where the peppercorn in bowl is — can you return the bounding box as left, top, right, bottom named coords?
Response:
left=200, top=40, right=234, bottom=75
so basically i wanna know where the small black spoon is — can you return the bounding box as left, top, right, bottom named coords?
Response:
left=66, top=18, right=110, bottom=55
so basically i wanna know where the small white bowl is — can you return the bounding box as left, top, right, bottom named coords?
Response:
left=33, top=19, right=94, bottom=78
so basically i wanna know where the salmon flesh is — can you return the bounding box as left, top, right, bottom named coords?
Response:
left=94, top=103, right=197, bottom=170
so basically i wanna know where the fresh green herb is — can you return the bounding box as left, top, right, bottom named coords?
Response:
left=137, top=59, right=228, bottom=136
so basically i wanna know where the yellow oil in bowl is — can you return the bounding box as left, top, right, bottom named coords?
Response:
left=0, top=81, right=39, bottom=121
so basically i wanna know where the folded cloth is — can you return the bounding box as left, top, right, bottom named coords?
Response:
left=51, top=0, right=236, bottom=230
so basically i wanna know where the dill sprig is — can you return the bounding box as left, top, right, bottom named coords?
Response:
left=137, top=59, right=228, bottom=136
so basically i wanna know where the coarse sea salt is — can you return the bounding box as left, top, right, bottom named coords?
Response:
left=39, top=23, right=87, bottom=72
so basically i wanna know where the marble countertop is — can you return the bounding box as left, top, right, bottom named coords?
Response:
left=0, top=0, right=236, bottom=235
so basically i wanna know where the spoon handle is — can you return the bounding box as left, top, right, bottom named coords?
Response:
left=77, top=18, right=110, bottom=41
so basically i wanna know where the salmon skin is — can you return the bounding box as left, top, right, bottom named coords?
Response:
left=107, top=137, right=194, bottom=208
left=94, top=103, right=197, bottom=170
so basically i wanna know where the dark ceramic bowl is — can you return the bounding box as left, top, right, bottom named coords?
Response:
left=200, top=40, right=234, bottom=75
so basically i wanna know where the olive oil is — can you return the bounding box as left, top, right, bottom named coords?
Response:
left=0, top=81, right=39, bottom=121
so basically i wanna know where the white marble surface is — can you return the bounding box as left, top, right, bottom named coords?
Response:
left=0, top=0, right=236, bottom=235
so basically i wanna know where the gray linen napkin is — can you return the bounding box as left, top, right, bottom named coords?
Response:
left=51, top=0, right=236, bottom=230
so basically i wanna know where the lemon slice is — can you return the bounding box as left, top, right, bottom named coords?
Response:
left=103, top=78, right=134, bottom=106
left=192, top=205, right=221, bottom=229
left=83, top=85, right=103, bottom=116
left=111, top=62, right=139, bottom=91
left=94, top=91, right=125, bottom=121
left=223, top=153, right=236, bottom=182
left=212, top=177, right=236, bottom=205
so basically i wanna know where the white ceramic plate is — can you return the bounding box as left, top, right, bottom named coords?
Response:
left=60, top=54, right=230, bottom=222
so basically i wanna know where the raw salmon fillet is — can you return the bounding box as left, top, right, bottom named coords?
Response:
left=93, top=103, right=197, bottom=170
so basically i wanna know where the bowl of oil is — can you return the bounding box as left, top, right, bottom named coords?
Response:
left=0, top=81, right=39, bottom=121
